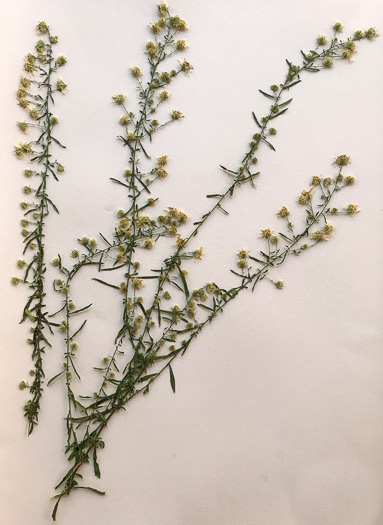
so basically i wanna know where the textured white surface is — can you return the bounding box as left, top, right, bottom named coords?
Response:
left=0, top=1, right=382, bottom=524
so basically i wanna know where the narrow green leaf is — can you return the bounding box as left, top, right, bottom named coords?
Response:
left=70, top=303, right=92, bottom=315
left=92, top=278, right=120, bottom=290
left=70, top=319, right=87, bottom=340
left=259, top=89, right=275, bottom=100
left=277, top=98, right=293, bottom=109
left=252, top=112, right=262, bottom=128
left=269, top=108, right=289, bottom=120
left=47, top=370, right=65, bottom=386
left=282, top=79, right=301, bottom=90
left=93, top=449, right=101, bottom=478
left=169, top=365, right=176, bottom=393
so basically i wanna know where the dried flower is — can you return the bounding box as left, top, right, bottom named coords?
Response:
left=365, top=27, right=379, bottom=40
left=193, top=247, right=203, bottom=259
left=298, top=190, right=312, bottom=205
left=159, top=90, right=170, bottom=101
left=17, top=120, right=29, bottom=133
left=146, top=41, right=158, bottom=58
left=178, top=59, right=193, bottom=74
left=130, top=66, right=143, bottom=78
left=170, top=110, right=184, bottom=120
left=175, top=40, right=188, bottom=51
left=344, top=175, right=355, bottom=185
left=144, top=239, right=154, bottom=249
left=56, top=55, right=67, bottom=66
left=275, top=280, right=284, bottom=289
left=333, top=22, right=344, bottom=33
left=24, top=54, right=37, bottom=74
left=169, top=15, right=188, bottom=31
left=112, top=94, right=126, bottom=105
left=334, top=155, right=350, bottom=166
left=259, top=228, right=273, bottom=239
left=132, top=277, right=145, bottom=290
left=15, top=142, right=33, bottom=158
left=323, top=222, right=334, bottom=236
left=323, top=56, right=334, bottom=68
left=56, top=78, right=67, bottom=93
left=317, top=34, right=328, bottom=46
left=310, top=231, right=326, bottom=242
left=159, top=72, right=172, bottom=83
left=36, top=21, right=49, bottom=35
left=345, top=203, right=360, bottom=216
left=29, top=108, right=39, bottom=120
left=237, top=249, right=249, bottom=260
left=150, top=22, right=162, bottom=35
left=277, top=206, right=290, bottom=218
left=157, top=2, right=168, bottom=17
left=311, top=176, right=322, bottom=186
left=119, top=115, right=132, bottom=126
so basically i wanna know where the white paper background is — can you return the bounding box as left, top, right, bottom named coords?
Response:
left=0, top=1, right=382, bottom=524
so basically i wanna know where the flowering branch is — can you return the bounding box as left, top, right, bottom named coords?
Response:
left=12, top=21, right=68, bottom=434
left=45, top=4, right=378, bottom=520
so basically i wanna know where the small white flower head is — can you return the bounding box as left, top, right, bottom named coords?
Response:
left=170, top=110, right=184, bottom=120
left=56, top=55, right=67, bottom=67
left=334, top=154, right=350, bottom=166
left=17, top=120, right=29, bottom=133
left=157, top=2, right=168, bottom=17
left=345, top=203, right=360, bottom=216
left=175, top=40, right=188, bottom=51
left=259, top=228, right=273, bottom=239
left=178, top=59, right=193, bottom=74
left=277, top=206, right=290, bottom=218
left=36, top=21, right=49, bottom=35
left=130, top=66, right=143, bottom=78
left=298, top=190, right=312, bottom=205
left=344, top=175, right=355, bottom=186
left=112, top=94, right=126, bottom=105
left=159, top=90, right=170, bottom=102
left=317, top=34, right=328, bottom=46
left=365, top=27, right=379, bottom=41
left=56, top=78, right=67, bottom=93
left=333, top=22, right=344, bottom=33
left=323, top=56, right=334, bottom=69
left=169, top=15, right=188, bottom=31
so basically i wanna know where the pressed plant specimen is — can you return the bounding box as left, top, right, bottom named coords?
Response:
left=13, top=21, right=67, bottom=435
left=11, top=3, right=379, bottom=521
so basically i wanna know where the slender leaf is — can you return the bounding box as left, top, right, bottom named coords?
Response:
left=169, top=365, right=176, bottom=393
